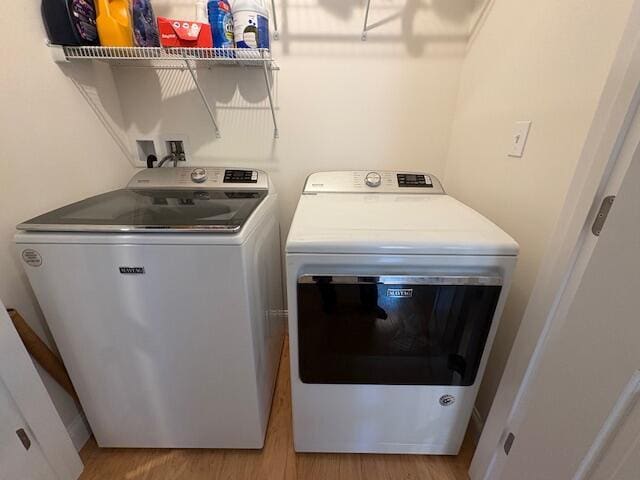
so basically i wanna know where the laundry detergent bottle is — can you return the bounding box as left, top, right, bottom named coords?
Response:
left=207, top=0, right=234, bottom=48
left=41, top=0, right=100, bottom=46
left=95, top=0, right=134, bottom=47
left=131, top=0, right=159, bottom=46
left=231, top=0, right=270, bottom=49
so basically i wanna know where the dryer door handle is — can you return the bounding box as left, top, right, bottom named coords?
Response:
left=298, top=275, right=502, bottom=286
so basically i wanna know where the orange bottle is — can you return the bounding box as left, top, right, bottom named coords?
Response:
left=95, top=0, right=134, bottom=47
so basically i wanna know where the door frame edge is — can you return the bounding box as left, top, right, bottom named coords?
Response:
left=470, top=2, right=640, bottom=478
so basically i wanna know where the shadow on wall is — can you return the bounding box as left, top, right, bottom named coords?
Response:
left=59, top=62, right=133, bottom=161
left=64, top=61, right=279, bottom=163
left=113, top=65, right=278, bottom=156
left=280, top=0, right=472, bottom=56
left=58, top=0, right=473, bottom=164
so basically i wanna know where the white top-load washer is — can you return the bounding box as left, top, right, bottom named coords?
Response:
left=286, top=170, right=518, bottom=455
left=15, top=167, right=285, bottom=449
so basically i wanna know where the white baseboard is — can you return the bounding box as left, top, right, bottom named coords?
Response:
left=469, top=407, right=485, bottom=442
left=67, top=413, right=91, bottom=451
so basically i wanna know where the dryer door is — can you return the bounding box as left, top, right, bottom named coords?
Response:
left=297, top=275, right=502, bottom=386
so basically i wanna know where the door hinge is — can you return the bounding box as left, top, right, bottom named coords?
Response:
left=16, top=428, right=31, bottom=450
left=592, top=196, right=615, bottom=236
left=504, top=432, right=515, bottom=455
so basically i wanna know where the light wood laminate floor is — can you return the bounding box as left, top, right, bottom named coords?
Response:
left=79, top=341, right=475, bottom=479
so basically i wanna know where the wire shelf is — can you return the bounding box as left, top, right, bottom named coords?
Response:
left=50, top=44, right=280, bottom=138
left=60, top=46, right=278, bottom=69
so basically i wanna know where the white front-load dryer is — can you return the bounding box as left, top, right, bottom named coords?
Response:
left=15, top=167, right=285, bottom=449
left=285, top=171, right=519, bottom=455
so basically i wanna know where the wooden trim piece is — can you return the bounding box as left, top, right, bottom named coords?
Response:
left=7, top=309, right=79, bottom=403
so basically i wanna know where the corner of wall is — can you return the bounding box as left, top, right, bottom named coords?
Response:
left=469, top=406, right=485, bottom=443
left=467, top=0, right=495, bottom=49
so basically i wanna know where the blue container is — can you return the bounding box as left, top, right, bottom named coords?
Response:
left=207, top=0, right=234, bottom=49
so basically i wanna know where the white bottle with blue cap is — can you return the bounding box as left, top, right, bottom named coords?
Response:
left=230, top=0, right=270, bottom=49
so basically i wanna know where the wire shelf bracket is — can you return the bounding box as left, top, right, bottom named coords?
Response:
left=260, top=49, right=279, bottom=138
left=270, top=0, right=280, bottom=40
left=48, top=44, right=280, bottom=138
left=184, top=59, right=222, bottom=138
left=362, top=0, right=372, bottom=41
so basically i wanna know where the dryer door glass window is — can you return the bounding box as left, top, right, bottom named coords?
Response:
left=297, top=275, right=502, bottom=386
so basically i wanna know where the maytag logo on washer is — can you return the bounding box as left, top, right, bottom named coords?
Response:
left=119, top=267, right=145, bottom=275
left=387, top=288, right=413, bottom=298
left=22, top=249, right=42, bottom=267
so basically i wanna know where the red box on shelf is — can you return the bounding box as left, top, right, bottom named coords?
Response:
left=157, top=17, right=213, bottom=48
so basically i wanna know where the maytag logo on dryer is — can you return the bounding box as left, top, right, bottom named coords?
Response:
left=119, top=267, right=145, bottom=275
left=387, top=288, right=413, bottom=298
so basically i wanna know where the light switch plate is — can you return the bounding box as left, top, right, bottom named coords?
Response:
left=508, top=121, right=532, bottom=158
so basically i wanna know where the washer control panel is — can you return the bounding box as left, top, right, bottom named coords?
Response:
left=224, top=169, right=259, bottom=184
left=365, top=172, right=382, bottom=188
left=303, top=171, right=444, bottom=194
left=128, top=167, right=269, bottom=190
left=191, top=168, right=208, bottom=183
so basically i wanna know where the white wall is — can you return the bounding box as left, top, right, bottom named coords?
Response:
left=113, top=0, right=475, bottom=231
left=443, top=0, right=634, bottom=420
left=0, top=3, right=135, bottom=447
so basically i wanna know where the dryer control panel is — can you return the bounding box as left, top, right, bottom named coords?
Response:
left=397, top=173, right=432, bottom=188
left=303, top=171, right=445, bottom=194
left=128, top=167, right=269, bottom=190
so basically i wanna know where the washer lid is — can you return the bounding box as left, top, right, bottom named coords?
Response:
left=286, top=193, right=519, bottom=256
left=17, top=188, right=268, bottom=233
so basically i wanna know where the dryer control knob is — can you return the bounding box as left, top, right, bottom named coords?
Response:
left=191, top=168, right=208, bottom=183
left=365, top=172, right=382, bottom=188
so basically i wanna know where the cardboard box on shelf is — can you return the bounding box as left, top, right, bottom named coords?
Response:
left=157, top=17, right=213, bottom=48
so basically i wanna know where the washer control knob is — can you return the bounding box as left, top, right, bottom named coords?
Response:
left=191, top=168, right=208, bottom=183
left=365, top=172, right=382, bottom=188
